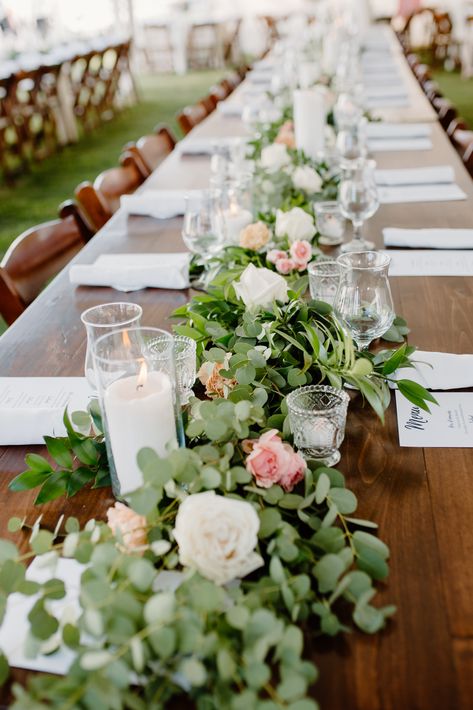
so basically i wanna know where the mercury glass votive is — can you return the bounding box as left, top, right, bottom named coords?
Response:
left=286, top=385, right=350, bottom=466
left=146, top=334, right=197, bottom=405
left=314, top=201, right=346, bottom=246
left=308, top=260, right=341, bottom=305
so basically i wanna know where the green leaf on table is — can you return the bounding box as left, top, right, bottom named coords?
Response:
left=315, top=472, right=330, bottom=504
left=66, top=467, right=95, bottom=497
left=0, top=653, right=9, bottom=685
left=397, top=379, right=438, bottom=413
left=353, top=530, right=390, bottom=559
left=235, top=363, right=256, bottom=385
left=328, top=488, right=357, bottom=515
left=44, top=436, right=73, bottom=469
left=314, top=554, right=345, bottom=593
left=24, top=454, right=52, bottom=474
left=35, top=471, right=69, bottom=505
left=258, top=508, right=282, bottom=538
left=9, top=468, right=51, bottom=492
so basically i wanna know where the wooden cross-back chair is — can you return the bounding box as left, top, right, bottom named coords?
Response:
left=125, top=124, right=176, bottom=178
left=75, top=156, right=145, bottom=230
left=176, top=101, right=209, bottom=135
left=0, top=215, right=87, bottom=325
left=432, top=96, right=457, bottom=131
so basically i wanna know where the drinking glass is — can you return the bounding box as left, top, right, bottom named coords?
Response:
left=333, top=92, right=363, bottom=130
left=336, top=121, right=367, bottom=168
left=81, top=302, right=143, bottom=389
left=93, top=327, right=184, bottom=498
left=286, top=385, right=350, bottom=466
left=308, top=261, right=340, bottom=305
left=182, top=191, right=225, bottom=287
left=338, top=159, right=378, bottom=252
left=146, top=334, right=197, bottom=405
left=334, top=251, right=395, bottom=351
left=314, top=201, right=346, bottom=246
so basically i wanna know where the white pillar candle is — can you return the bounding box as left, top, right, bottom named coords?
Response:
left=104, top=367, right=177, bottom=495
left=298, top=62, right=321, bottom=90
left=223, top=206, right=253, bottom=245
left=322, top=32, right=339, bottom=76
left=293, top=89, right=326, bottom=160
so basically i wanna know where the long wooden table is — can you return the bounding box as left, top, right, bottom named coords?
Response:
left=1, top=34, right=473, bottom=709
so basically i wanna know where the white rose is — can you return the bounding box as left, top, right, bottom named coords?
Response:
left=275, top=207, right=316, bottom=243
left=292, top=165, right=323, bottom=194
left=173, top=491, right=263, bottom=585
left=260, top=143, right=291, bottom=173
left=233, top=263, right=289, bottom=310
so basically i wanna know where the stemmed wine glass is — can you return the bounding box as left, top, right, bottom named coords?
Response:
left=338, top=158, right=378, bottom=252
left=333, top=251, right=395, bottom=351
left=182, top=191, right=225, bottom=289
left=336, top=119, right=367, bottom=168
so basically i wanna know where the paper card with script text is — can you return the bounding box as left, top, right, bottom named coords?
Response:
left=395, top=391, right=473, bottom=447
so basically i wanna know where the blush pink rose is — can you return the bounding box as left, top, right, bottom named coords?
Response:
left=244, top=429, right=306, bottom=492
left=276, top=257, right=296, bottom=274
left=267, top=249, right=287, bottom=265
left=290, top=240, right=312, bottom=266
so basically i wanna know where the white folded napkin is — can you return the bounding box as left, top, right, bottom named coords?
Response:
left=368, top=137, right=432, bottom=152
left=366, top=123, right=431, bottom=139
left=247, top=71, right=272, bottom=85
left=375, top=165, right=455, bottom=186
left=0, top=377, right=92, bottom=445
left=364, top=86, right=408, bottom=100
left=177, top=136, right=246, bottom=156
left=383, top=228, right=473, bottom=249
left=69, top=253, right=191, bottom=291
left=217, top=102, right=244, bottom=117
left=395, top=351, right=473, bottom=390
left=378, top=184, right=466, bottom=204
left=381, top=249, right=473, bottom=276
left=365, top=96, right=409, bottom=108
left=120, top=190, right=202, bottom=219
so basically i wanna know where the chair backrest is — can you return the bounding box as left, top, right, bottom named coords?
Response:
left=93, top=158, right=144, bottom=214
left=176, top=102, right=208, bottom=135
left=200, top=94, right=217, bottom=113
left=450, top=127, right=473, bottom=156
left=209, top=83, right=228, bottom=103
left=74, top=181, right=113, bottom=231
left=58, top=199, right=96, bottom=241
left=432, top=96, right=457, bottom=130
left=135, top=124, right=176, bottom=173
left=0, top=215, right=86, bottom=324
left=463, top=141, right=473, bottom=178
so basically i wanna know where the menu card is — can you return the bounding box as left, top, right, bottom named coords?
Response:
left=395, top=391, right=473, bottom=447
left=0, top=377, right=92, bottom=445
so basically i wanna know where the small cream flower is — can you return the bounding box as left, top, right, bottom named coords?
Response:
left=198, top=353, right=236, bottom=398
left=233, top=264, right=289, bottom=310
left=107, top=502, right=148, bottom=553
left=240, top=221, right=271, bottom=251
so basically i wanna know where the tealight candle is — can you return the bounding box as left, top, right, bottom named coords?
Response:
left=223, top=202, right=253, bottom=245
left=104, top=361, right=177, bottom=495
left=314, top=201, right=346, bottom=246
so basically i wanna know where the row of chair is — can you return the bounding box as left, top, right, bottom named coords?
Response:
left=0, top=65, right=248, bottom=326
left=403, top=50, right=473, bottom=178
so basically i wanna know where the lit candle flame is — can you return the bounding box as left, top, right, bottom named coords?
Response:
left=122, top=330, right=131, bottom=348
left=136, top=359, right=148, bottom=391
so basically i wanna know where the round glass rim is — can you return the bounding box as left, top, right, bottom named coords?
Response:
left=313, top=200, right=341, bottom=212
left=307, top=260, right=340, bottom=275
left=336, top=251, right=390, bottom=272
left=341, top=157, right=377, bottom=173
left=148, top=334, right=197, bottom=360
left=286, top=385, right=350, bottom=415
left=80, top=302, right=143, bottom=328
left=92, top=326, right=174, bottom=367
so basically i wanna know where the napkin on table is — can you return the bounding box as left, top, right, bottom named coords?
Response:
left=0, top=377, right=92, bottom=445
left=375, top=165, right=455, bottom=186
left=378, top=184, right=466, bottom=204
left=366, top=123, right=431, bottom=139
left=383, top=228, right=473, bottom=249
left=69, top=253, right=191, bottom=291
left=381, top=249, right=473, bottom=276
left=368, top=137, right=432, bottom=152
left=217, top=102, right=244, bottom=117
left=395, top=351, right=473, bottom=390
left=177, top=136, right=246, bottom=156
left=120, top=190, right=202, bottom=219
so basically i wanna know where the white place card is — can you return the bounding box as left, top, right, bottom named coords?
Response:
left=395, top=391, right=473, bottom=447
left=382, top=250, right=473, bottom=276
left=0, top=377, right=92, bottom=445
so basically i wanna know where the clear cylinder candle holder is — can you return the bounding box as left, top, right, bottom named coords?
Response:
left=308, top=260, right=341, bottom=305
left=286, top=385, right=350, bottom=466
left=146, top=334, right=197, bottom=405
left=92, top=327, right=184, bottom=499
left=81, top=302, right=142, bottom=389
left=314, top=201, right=346, bottom=246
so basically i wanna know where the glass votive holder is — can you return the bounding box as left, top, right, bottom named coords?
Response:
left=81, top=302, right=143, bottom=389
left=146, top=334, right=197, bottom=405
left=308, top=260, right=341, bottom=305
left=92, top=327, right=184, bottom=498
left=314, top=201, right=346, bottom=246
left=286, top=385, right=350, bottom=466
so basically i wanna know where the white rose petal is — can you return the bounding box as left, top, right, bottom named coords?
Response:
left=173, top=491, right=264, bottom=586
left=292, top=165, right=323, bottom=194
left=233, top=263, right=289, bottom=310
left=260, top=143, right=291, bottom=173
left=275, top=207, right=316, bottom=243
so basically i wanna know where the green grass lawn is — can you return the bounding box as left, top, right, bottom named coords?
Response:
left=431, top=68, right=473, bottom=127
left=0, top=70, right=223, bottom=257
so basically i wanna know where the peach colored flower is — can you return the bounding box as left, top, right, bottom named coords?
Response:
left=107, top=502, right=148, bottom=553
left=275, top=120, right=296, bottom=149
left=267, top=249, right=287, bottom=264
left=240, top=221, right=271, bottom=251
left=198, top=353, right=237, bottom=399
left=290, top=240, right=312, bottom=267
left=244, top=429, right=306, bottom=492
left=276, top=257, right=297, bottom=274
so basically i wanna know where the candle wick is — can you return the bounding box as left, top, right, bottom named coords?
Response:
left=136, top=384, right=144, bottom=391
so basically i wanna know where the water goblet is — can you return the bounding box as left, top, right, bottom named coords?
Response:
left=182, top=191, right=225, bottom=288
left=286, top=385, right=350, bottom=466
left=146, top=334, right=197, bottom=405
left=338, top=159, right=378, bottom=252
left=334, top=251, right=395, bottom=351
left=81, top=302, right=143, bottom=389
left=336, top=121, right=367, bottom=169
